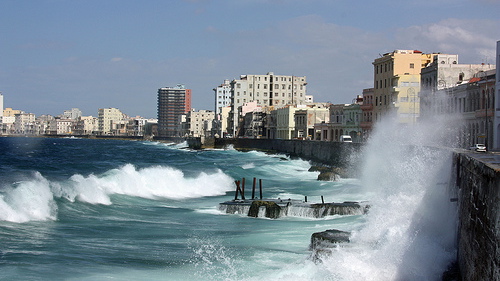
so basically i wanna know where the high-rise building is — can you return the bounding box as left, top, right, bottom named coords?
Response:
left=231, top=72, right=307, bottom=109
left=229, top=72, right=307, bottom=135
left=214, top=79, right=231, bottom=116
left=157, top=84, right=192, bottom=137
left=372, top=50, right=437, bottom=124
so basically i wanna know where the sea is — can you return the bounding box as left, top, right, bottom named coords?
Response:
left=0, top=116, right=460, bottom=281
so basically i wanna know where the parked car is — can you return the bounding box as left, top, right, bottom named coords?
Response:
left=340, top=135, right=352, bottom=143
left=469, top=144, right=486, bottom=152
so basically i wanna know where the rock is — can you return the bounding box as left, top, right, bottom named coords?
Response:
left=310, top=229, right=350, bottom=261
left=310, top=229, right=350, bottom=250
left=248, top=200, right=282, bottom=219
left=309, top=165, right=347, bottom=181
left=317, top=171, right=339, bottom=181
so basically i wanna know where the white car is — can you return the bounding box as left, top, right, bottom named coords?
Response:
left=469, top=144, right=486, bottom=152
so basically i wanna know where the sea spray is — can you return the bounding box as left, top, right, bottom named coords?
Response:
left=319, top=114, right=461, bottom=280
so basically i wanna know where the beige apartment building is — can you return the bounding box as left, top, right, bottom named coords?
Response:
left=98, top=108, right=126, bottom=135
left=373, top=50, right=436, bottom=124
left=230, top=72, right=308, bottom=135
left=4, top=107, right=23, bottom=117
left=184, top=109, right=215, bottom=138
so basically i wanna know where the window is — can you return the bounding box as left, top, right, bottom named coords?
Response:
left=410, top=63, right=414, bottom=69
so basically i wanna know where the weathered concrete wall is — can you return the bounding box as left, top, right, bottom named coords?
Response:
left=455, top=152, right=500, bottom=281
left=210, top=138, right=363, bottom=168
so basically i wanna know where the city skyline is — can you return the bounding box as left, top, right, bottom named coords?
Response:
left=1, top=0, right=499, bottom=118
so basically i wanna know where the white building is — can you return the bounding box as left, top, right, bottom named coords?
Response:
left=54, top=119, right=75, bottom=135
left=74, top=116, right=98, bottom=135
left=185, top=109, right=215, bottom=137
left=214, top=79, right=232, bottom=116
left=230, top=72, right=308, bottom=135
left=14, top=113, right=36, bottom=135
left=98, top=108, right=126, bottom=135
left=294, top=103, right=330, bottom=139
left=273, top=106, right=302, bottom=140
left=421, top=53, right=496, bottom=117
left=62, top=108, right=82, bottom=120
left=1, top=116, right=15, bottom=135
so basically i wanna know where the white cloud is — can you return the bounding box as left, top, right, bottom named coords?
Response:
left=395, top=18, right=500, bottom=63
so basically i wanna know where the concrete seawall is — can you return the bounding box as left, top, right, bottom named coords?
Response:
left=189, top=137, right=363, bottom=168
left=454, top=152, right=500, bottom=280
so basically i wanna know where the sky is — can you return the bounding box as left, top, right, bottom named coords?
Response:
left=1, top=0, right=499, bottom=118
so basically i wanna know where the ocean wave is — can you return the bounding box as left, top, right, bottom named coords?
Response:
left=0, top=172, right=57, bottom=223
left=0, top=164, right=234, bottom=223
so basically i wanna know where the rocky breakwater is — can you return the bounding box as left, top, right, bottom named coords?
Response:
left=309, top=229, right=351, bottom=261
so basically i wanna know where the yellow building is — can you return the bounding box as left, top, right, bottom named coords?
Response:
left=372, top=50, right=436, bottom=124
left=3, top=108, right=23, bottom=117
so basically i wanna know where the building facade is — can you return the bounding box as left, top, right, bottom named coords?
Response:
left=293, top=104, right=330, bottom=139
left=184, top=109, right=215, bottom=137
left=360, top=88, right=374, bottom=138
left=74, top=116, right=98, bottom=135
left=420, top=53, right=495, bottom=117
left=373, top=50, right=436, bottom=124
left=98, top=108, right=126, bottom=135
left=157, top=85, right=192, bottom=137
left=214, top=79, right=231, bottom=116
left=62, top=108, right=82, bottom=120
left=230, top=72, right=308, bottom=135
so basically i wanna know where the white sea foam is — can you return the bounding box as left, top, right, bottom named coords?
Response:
left=0, top=172, right=57, bottom=223
left=317, top=114, right=461, bottom=280
left=66, top=164, right=235, bottom=202
left=242, top=162, right=255, bottom=169
left=1, top=164, right=235, bottom=223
